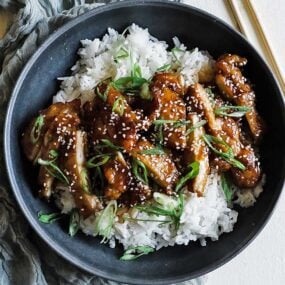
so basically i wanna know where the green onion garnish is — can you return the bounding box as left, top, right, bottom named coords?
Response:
left=221, top=173, right=235, bottom=203
left=214, top=105, right=252, bottom=118
left=156, top=63, right=171, bottom=72
left=131, top=62, right=142, bottom=78
left=138, top=147, right=164, bottom=156
left=114, top=46, right=129, bottom=63
left=94, top=165, right=105, bottom=190
left=48, top=149, right=58, bottom=160
left=140, top=82, right=153, bottom=100
left=153, top=119, right=190, bottom=127
left=186, top=119, right=207, bottom=136
left=112, top=95, right=126, bottom=116
left=113, top=76, right=148, bottom=93
left=86, top=154, right=111, bottom=168
left=135, top=192, right=184, bottom=230
left=132, top=158, right=148, bottom=184
left=38, top=211, right=63, bottom=224
left=124, top=216, right=171, bottom=224
left=69, top=209, right=80, bottom=237
left=94, top=139, right=123, bottom=151
left=38, top=158, right=69, bottom=185
left=175, top=161, right=200, bottom=192
left=171, top=47, right=184, bottom=63
left=94, top=200, right=117, bottom=244
left=30, top=115, right=44, bottom=144
left=80, top=168, right=90, bottom=193
left=120, top=245, right=155, bottom=261
left=95, top=85, right=107, bottom=102
left=202, top=134, right=245, bottom=170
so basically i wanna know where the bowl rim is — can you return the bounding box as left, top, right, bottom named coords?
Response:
left=4, top=0, right=285, bottom=284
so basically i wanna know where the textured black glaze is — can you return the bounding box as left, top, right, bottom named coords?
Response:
left=4, top=1, right=285, bottom=284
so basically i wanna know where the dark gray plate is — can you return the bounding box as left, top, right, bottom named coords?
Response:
left=4, top=1, right=285, bottom=284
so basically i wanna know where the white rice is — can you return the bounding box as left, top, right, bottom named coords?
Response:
left=53, top=23, right=214, bottom=105
left=53, top=24, right=264, bottom=250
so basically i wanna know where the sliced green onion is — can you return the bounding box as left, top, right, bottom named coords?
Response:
left=124, top=216, right=171, bottom=224
left=80, top=168, right=90, bottom=193
left=30, top=115, right=44, bottom=144
left=153, top=119, right=190, bottom=128
left=94, top=139, right=123, bottom=151
left=95, top=85, right=107, bottom=102
left=120, top=245, right=155, bottom=261
left=153, top=119, right=184, bottom=125
left=186, top=119, right=207, bottom=136
left=94, top=165, right=105, bottom=190
left=203, top=134, right=245, bottom=170
left=94, top=200, right=117, bottom=243
left=38, top=211, right=63, bottom=224
left=113, top=76, right=148, bottom=92
left=131, top=63, right=142, bottom=78
left=132, top=158, right=148, bottom=184
left=214, top=105, right=252, bottom=118
left=153, top=192, right=179, bottom=210
left=86, top=154, right=111, bottom=168
left=114, top=46, right=129, bottom=62
left=49, top=149, right=58, bottom=160
left=38, top=158, right=69, bottom=185
left=69, top=209, right=80, bottom=237
left=171, top=47, right=184, bottom=63
left=156, top=63, right=171, bottom=72
left=221, top=173, right=235, bottom=203
left=175, top=161, right=200, bottom=192
left=140, top=82, right=153, bottom=100
left=138, top=147, right=164, bottom=156
left=112, top=95, right=126, bottom=116
left=136, top=192, right=184, bottom=230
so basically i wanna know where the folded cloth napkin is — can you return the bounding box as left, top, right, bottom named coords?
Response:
left=0, top=1, right=207, bottom=284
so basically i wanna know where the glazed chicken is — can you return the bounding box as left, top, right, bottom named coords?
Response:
left=215, top=54, right=264, bottom=143
left=150, top=73, right=187, bottom=150
left=186, top=83, right=262, bottom=188
left=22, top=53, right=265, bottom=218
left=22, top=100, right=102, bottom=217
left=184, top=113, right=209, bottom=196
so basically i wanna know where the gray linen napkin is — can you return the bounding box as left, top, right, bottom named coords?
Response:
left=0, top=1, right=206, bottom=284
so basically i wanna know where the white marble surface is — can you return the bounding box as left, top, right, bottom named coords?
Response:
left=183, top=1, right=285, bottom=284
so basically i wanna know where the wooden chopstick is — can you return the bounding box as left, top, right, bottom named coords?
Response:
left=228, top=0, right=285, bottom=93
left=227, top=0, right=246, bottom=34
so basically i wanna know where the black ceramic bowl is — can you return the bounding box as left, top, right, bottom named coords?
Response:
left=4, top=1, right=285, bottom=284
